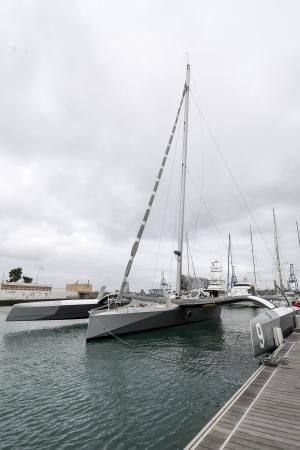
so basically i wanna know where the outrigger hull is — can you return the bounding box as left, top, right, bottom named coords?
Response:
left=6, top=299, right=101, bottom=321
left=86, top=303, right=220, bottom=341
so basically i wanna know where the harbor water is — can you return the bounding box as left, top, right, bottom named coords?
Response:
left=0, top=306, right=261, bottom=450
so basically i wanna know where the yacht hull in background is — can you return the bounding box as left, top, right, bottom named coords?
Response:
left=6, top=299, right=100, bottom=321
left=86, top=303, right=220, bottom=341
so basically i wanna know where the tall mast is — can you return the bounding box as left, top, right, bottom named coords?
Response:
left=175, top=64, right=190, bottom=295
left=250, top=226, right=257, bottom=286
left=296, top=221, right=300, bottom=251
left=227, top=233, right=231, bottom=291
left=273, top=208, right=284, bottom=290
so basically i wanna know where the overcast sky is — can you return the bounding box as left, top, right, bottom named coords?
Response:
left=0, top=0, right=299, bottom=292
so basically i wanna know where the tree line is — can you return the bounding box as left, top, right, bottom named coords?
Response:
left=6, top=268, right=33, bottom=283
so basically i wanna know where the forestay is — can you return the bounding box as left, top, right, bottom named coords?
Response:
left=117, top=84, right=187, bottom=300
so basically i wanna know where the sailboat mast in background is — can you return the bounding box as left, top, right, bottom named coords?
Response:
left=296, top=221, right=300, bottom=251
left=273, top=208, right=285, bottom=291
left=250, top=226, right=257, bottom=286
left=228, top=234, right=238, bottom=288
left=176, top=64, right=190, bottom=295
left=227, top=233, right=231, bottom=291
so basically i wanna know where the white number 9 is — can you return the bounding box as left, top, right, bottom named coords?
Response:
left=256, top=323, right=264, bottom=348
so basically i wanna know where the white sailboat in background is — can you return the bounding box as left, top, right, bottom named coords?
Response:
left=86, top=65, right=221, bottom=341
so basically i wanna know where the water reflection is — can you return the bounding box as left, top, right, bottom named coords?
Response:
left=0, top=307, right=262, bottom=450
left=3, top=321, right=88, bottom=350
left=85, top=317, right=224, bottom=370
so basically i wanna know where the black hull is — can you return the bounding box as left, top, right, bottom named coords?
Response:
left=6, top=302, right=98, bottom=321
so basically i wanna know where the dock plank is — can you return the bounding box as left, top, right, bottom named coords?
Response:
left=185, top=331, right=300, bottom=449
left=237, top=424, right=300, bottom=447
left=229, top=431, right=294, bottom=450
left=249, top=409, right=300, bottom=427
left=241, top=418, right=300, bottom=439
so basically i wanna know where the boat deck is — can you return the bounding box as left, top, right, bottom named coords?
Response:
left=185, top=331, right=300, bottom=449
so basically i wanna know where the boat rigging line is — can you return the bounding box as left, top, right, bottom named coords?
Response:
left=189, top=84, right=277, bottom=268
left=250, top=226, right=257, bottom=286
left=186, top=167, right=228, bottom=251
left=151, top=102, right=183, bottom=290
left=186, top=233, right=197, bottom=278
left=117, top=83, right=187, bottom=301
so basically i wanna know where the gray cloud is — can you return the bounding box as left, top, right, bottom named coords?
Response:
left=0, top=0, right=299, bottom=292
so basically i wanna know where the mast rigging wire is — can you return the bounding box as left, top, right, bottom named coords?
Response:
left=185, top=182, right=201, bottom=276
left=186, top=233, right=197, bottom=278
left=189, top=84, right=276, bottom=268
left=151, top=106, right=183, bottom=290
left=117, top=84, right=187, bottom=300
left=186, top=168, right=227, bottom=250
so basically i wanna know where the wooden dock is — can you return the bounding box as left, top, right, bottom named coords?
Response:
left=185, top=331, right=300, bottom=449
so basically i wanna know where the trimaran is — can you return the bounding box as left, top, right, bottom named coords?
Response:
left=86, top=65, right=221, bottom=341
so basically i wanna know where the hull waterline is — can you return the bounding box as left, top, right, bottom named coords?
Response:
left=86, top=303, right=221, bottom=341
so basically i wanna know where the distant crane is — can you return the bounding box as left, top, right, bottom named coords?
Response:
left=288, top=263, right=298, bottom=291
left=273, top=208, right=285, bottom=291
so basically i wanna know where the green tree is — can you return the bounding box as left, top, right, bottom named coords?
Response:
left=8, top=267, right=22, bottom=282
left=23, top=276, right=33, bottom=284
